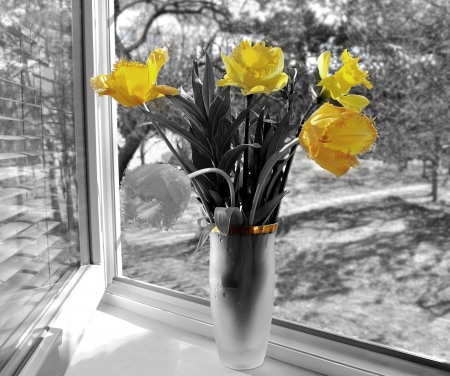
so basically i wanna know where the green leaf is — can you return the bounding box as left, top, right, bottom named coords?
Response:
left=209, top=86, right=231, bottom=139
left=175, top=143, right=194, bottom=173
left=191, top=61, right=207, bottom=118
left=249, top=149, right=295, bottom=224
left=220, top=94, right=264, bottom=156
left=288, top=92, right=299, bottom=105
left=209, top=190, right=223, bottom=206
left=170, top=95, right=213, bottom=157
left=143, top=110, right=213, bottom=160
left=202, top=53, right=215, bottom=115
left=254, top=108, right=266, bottom=146
left=195, top=222, right=216, bottom=252
left=266, top=108, right=293, bottom=159
left=213, top=115, right=232, bottom=159
left=218, top=143, right=261, bottom=175
left=265, top=156, right=291, bottom=201
left=254, top=191, right=288, bottom=224
left=167, top=95, right=208, bottom=130
left=259, top=126, right=275, bottom=169
left=214, top=207, right=243, bottom=235
left=176, top=144, right=217, bottom=210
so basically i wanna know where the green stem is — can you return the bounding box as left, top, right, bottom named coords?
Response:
left=187, top=168, right=235, bottom=208
left=248, top=138, right=298, bottom=225
left=141, top=104, right=214, bottom=224
left=271, top=98, right=322, bottom=222
left=242, top=94, right=253, bottom=214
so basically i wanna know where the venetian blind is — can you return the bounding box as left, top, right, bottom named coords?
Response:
left=0, top=0, right=84, bottom=371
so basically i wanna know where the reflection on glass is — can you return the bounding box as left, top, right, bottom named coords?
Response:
left=0, top=0, right=82, bottom=370
left=117, top=0, right=449, bottom=364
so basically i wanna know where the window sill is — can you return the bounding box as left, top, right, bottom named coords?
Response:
left=63, top=301, right=318, bottom=376
left=102, top=278, right=450, bottom=376
left=17, top=265, right=106, bottom=376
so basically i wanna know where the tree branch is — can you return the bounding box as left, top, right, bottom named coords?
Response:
left=121, top=0, right=230, bottom=54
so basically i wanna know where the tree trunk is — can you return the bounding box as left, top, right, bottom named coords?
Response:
left=118, top=134, right=143, bottom=182
left=431, top=159, right=438, bottom=202
left=431, top=136, right=441, bottom=202
left=140, top=141, right=145, bottom=165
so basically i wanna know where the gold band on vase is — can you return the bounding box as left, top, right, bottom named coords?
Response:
left=212, top=223, right=278, bottom=235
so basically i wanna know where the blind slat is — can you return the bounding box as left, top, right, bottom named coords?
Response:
left=0, top=205, right=29, bottom=223
left=0, top=239, right=32, bottom=264
left=0, top=236, right=60, bottom=284
left=0, top=222, right=32, bottom=242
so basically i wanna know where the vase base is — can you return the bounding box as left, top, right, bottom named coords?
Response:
left=218, top=349, right=265, bottom=370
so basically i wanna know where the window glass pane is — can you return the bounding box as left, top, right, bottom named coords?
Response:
left=117, top=0, right=450, bottom=364
left=0, top=0, right=85, bottom=370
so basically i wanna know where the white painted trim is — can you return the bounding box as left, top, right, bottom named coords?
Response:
left=15, top=266, right=105, bottom=376
left=83, top=0, right=117, bottom=286
left=12, top=0, right=112, bottom=373
left=104, top=279, right=450, bottom=376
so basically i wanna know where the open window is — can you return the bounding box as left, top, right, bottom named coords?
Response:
left=1, top=1, right=449, bottom=376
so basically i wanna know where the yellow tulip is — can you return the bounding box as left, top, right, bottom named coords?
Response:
left=299, top=103, right=377, bottom=177
left=317, top=49, right=372, bottom=111
left=217, top=40, right=288, bottom=96
left=90, top=48, right=178, bottom=107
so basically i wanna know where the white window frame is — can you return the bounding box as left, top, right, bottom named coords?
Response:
left=14, top=0, right=113, bottom=374
left=17, top=0, right=450, bottom=375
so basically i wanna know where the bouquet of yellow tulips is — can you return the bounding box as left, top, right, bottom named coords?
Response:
left=91, top=41, right=377, bottom=249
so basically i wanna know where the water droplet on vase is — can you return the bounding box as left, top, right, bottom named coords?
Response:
left=223, top=292, right=226, bottom=297
left=214, top=295, right=217, bottom=299
left=238, top=303, right=241, bottom=306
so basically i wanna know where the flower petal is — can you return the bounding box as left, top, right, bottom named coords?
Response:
left=323, top=111, right=377, bottom=155
left=337, top=94, right=370, bottom=111
left=264, top=47, right=286, bottom=79
left=298, top=103, right=377, bottom=177
left=317, top=76, right=344, bottom=100
left=262, top=72, right=289, bottom=92
left=219, top=40, right=287, bottom=95
left=317, top=51, right=331, bottom=79
left=242, top=85, right=271, bottom=95
left=221, top=53, right=245, bottom=84
left=155, top=85, right=179, bottom=96
left=112, top=60, right=149, bottom=103
left=91, top=49, right=174, bottom=107
left=147, top=48, right=168, bottom=84
left=217, top=77, right=244, bottom=88
left=311, top=146, right=359, bottom=177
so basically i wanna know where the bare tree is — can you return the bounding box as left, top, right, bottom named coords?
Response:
left=339, top=0, right=450, bottom=201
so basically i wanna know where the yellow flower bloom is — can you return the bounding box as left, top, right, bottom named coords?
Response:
left=299, top=103, right=377, bottom=177
left=90, top=48, right=178, bottom=107
left=317, top=49, right=372, bottom=111
left=217, top=40, right=288, bottom=96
